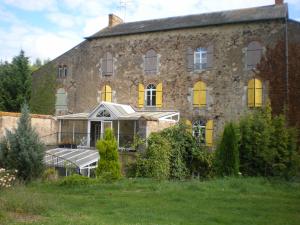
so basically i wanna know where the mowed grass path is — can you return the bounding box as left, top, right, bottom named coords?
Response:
left=0, top=177, right=300, bottom=225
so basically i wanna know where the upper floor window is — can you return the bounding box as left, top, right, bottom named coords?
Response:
left=146, top=84, right=156, bottom=106
left=187, top=45, right=213, bottom=72
left=194, top=48, right=207, bottom=70
left=246, top=41, right=263, bottom=69
left=192, top=120, right=213, bottom=147
left=102, top=52, right=113, bottom=76
left=57, top=65, right=67, bottom=78
left=101, top=85, right=112, bottom=102
left=248, top=78, right=262, bottom=108
left=144, top=49, right=158, bottom=75
left=55, top=88, right=68, bottom=113
left=193, top=81, right=207, bottom=108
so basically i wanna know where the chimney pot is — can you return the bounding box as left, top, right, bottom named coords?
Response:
left=275, top=0, right=284, bottom=5
left=108, top=14, right=123, bottom=27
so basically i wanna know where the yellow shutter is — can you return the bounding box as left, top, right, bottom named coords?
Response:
left=248, top=79, right=254, bottom=107
left=205, top=120, right=213, bottom=147
left=193, top=81, right=206, bottom=107
left=255, top=79, right=262, bottom=107
left=102, top=85, right=112, bottom=102
left=156, top=82, right=162, bottom=108
left=248, top=79, right=262, bottom=107
left=138, top=83, right=144, bottom=108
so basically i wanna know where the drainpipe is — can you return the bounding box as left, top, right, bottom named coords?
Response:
left=285, top=4, right=289, bottom=116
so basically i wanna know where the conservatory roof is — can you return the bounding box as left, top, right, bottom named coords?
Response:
left=44, top=148, right=99, bottom=169
left=57, top=102, right=179, bottom=121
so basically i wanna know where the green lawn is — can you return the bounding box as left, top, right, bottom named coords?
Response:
left=0, top=177, right=300, bottom=225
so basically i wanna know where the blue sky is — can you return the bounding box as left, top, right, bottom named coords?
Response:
left=0, top=0, right=299, bottom=63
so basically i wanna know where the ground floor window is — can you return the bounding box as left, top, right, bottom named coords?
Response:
left=146, top=84, right=156, bottom=106
left=192, top=119, right=213, bottom=147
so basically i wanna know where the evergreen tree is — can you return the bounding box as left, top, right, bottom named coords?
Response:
left=0, top=50, right=31, bottom=112
left=215, top=122, right=240, bottom=176
left=96, top=129, right=121, bottom=180
left=0, top=103, right=45, bottom=181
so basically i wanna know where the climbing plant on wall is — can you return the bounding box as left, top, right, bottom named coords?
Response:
left=30, top=65, right=56, bottom=115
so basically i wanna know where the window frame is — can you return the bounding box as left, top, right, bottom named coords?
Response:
left=194, top=47, right=208, bottom=71
left=145, top=84, right=156, bottom=107
left=192, top=120, right=206, bottom=144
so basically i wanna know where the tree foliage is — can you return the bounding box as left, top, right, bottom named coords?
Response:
left=96, top=129, right=121, bottom=180
left=0, top=50, right=32, bottom=112
left=238, top=104, right=299, bottom=178
left=0, top=103, right=45, bottom=181
left=215, top=122, right=240, bottom=176
left=136, top=132, right=171, bottom=180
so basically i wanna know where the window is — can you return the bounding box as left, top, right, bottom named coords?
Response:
left=192, top=120, right=213, bottom=147
left=58, top=66, right=63, bottom=78
left=187, top=46, right=213, bottom=72
left=96, top=109, right=111, bottom=118
left=146, top=84, right=156, bottom=106
left=144, top=49, right=158, bottom=75
left=63, top=65, right=67, bottom=77
left=102, top=52, right=113, bottom=76
left=193, top=81, right=207, bottom=108
left=58, top=65, right=67, bottom=78
left=248, top=78, right=262, bottom=107
left=194, top=48, right=207, bottom=70
left=101, top=85, right=112, bottom=102
left=246, top=41, right=263, bottom=69
left=55, top=88, right=67, bottom=112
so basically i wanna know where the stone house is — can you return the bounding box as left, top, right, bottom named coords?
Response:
left=32, top=0, right=300, bottom=148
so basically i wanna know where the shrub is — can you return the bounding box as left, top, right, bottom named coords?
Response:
left=136, top=132, right=171, bottom=180
left=59, top=174, right=95, bottom=186
left=0, top=103, right=45, bottom=182
left=238, top=104, right=300, bottom=178
left=215, top=122, right=240, bottom=176
left=96, top=129, right=121, bottom=180
left=42, top=168, right=58, bottom=181
left=191, top=150, right=214, bottom=179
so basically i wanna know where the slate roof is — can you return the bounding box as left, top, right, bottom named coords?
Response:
left=87, top=4, right=288, bottom=40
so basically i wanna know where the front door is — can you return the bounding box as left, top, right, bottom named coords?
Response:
left=90, top=121, right=101, bottom=147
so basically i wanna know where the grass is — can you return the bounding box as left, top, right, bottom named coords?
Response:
left=0, top=177, right=300, bottom=225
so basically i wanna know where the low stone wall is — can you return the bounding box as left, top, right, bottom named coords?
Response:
left=0, top=112, right=58, bottom=145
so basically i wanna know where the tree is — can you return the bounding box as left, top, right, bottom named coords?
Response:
left=96, top=129, right=121, bottom=180
left=215, top=122, right=240, bottom=176
left=0, top=50, right=31, bottom=112
left=0, top=103, right=45, bottom=181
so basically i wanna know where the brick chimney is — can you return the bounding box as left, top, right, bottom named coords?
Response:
left=108, top=14, right=123, bottom=27
left=275, top=0, right=284, bottom=5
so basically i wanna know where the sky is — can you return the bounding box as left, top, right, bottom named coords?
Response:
left=0, top=0, right=300, bottom=63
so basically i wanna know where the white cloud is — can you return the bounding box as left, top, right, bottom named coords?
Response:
left=3, top=0, right=57, bottom=11
left=47, top=12, right=81, bottom=29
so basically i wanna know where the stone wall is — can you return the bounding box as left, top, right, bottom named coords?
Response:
left=32, top=19, right=288, bottom=142
left=146, top=120, right=177, bottom=137
left=0, top=112, right=57, bottom=145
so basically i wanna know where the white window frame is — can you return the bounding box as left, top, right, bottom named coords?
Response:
left=145, top=84, right=156, bottom=107
left=192, top=120, right=206, bottom=144
left=194, top=48, right=207, bottom=70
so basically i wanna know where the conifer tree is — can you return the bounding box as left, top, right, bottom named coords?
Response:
left=0, top=103, right=45, bottom=181
left=96, top=129, right=121, bottom=180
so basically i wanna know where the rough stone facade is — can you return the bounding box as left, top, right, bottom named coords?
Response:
left=32, top=4, right=300, bottom=143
